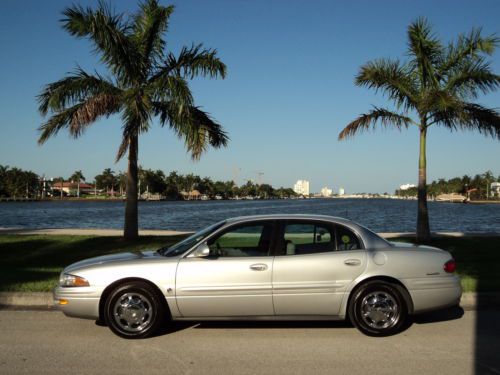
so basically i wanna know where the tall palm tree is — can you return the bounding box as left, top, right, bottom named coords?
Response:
left=70, top=170, right=85, bottom=197
left=338, top=18, right=500, bottom=242
left=37, top=1, right=228, bottom=239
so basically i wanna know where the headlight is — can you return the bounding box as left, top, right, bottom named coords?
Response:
left=59, top=273, right=90, bottom=287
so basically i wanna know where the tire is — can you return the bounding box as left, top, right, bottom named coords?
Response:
left=104, top=281, right=166, bottom=339
left=348, top=281, right=407, bottom=337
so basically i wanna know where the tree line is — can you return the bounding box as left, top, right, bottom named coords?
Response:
left=395, top=171, right=499, bottom=200
left=0, top=164, right=297, bottom=200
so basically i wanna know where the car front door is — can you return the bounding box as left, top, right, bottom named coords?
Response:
left=175, top=221, right=275, bottom=317
left=272, top=220, right=367, bottom=316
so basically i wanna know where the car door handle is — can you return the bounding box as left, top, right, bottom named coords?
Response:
left=250, top=264, right=268, bottom=271
left=344, top=259, right=361, bottom=266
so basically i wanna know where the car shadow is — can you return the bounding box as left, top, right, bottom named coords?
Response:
left=411, top=306, right=464, bottom=325
left=153, top=308, right=467, bottom=337
left=188, top=320, right=353, bottom=330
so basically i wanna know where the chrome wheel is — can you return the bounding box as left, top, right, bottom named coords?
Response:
left=360, top=291, right=399, bottom=329
left=113, top=293, right=153, bottom=333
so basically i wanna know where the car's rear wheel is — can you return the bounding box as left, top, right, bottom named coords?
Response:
left=104, top=281, right=166, bottom=339
left=349, top=281, right=407, bottom=336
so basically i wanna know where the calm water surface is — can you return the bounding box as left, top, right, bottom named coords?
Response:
left=0, top=199, right=499, bottom=233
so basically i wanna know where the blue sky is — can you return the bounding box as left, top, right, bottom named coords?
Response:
left=0, top=0, right=499, bottom=193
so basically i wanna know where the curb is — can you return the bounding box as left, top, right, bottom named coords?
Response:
left=0, top=292, right=54, bottom=308
left=1, top=292, right=499, bottom=310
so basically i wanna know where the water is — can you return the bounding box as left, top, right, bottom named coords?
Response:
left=0, top=199, right=498, bottom=233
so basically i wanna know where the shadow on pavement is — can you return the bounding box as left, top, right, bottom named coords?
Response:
left=475, top=308, right=500, bottom=374
left=189, top=320, right=353, bottom=330
left=412, top=306, right=464, bottom=324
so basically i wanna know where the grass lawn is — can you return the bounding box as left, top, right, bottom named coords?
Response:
left=0, top=235, right=184, bottom=292
left=0, top=234, right=498, bottom=293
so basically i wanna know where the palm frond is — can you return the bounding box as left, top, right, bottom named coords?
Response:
left=153, top=102, right=228, bottom=160
left=420, top=89, right=461, bottom=114
left=432, top=102, right=500, bottom=139
left=115, top=119, right=141, bottom=162
left=38, top=67, right=120, bottom=115
left=61, top=2, right=141, bottom=83
left=338, top=107, right=415, bottom=140
left=133, top=1, right=174, bottom=71
left=445, top=59, right=500, bottom=98
left=407, top=17, right=442, bottom=88
left=38, top=93, right=121, bottom=144
left=161, top=43, right=226, bottom=80
left=148, top=73, right=194, bottom=116
left=439, top=29, right=499, bottom=74
left=356, top=59, right=418, bottom=111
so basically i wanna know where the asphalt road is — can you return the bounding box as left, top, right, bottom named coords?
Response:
left=0, top=309, right=499, bottom=375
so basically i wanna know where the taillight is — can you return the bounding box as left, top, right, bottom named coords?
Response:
left=444, top=259, right=456, bottom=273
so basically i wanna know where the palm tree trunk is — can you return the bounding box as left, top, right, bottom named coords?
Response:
left=124, top=134, right=139, bottom=239
left=416, top=127, right=431, bottom=242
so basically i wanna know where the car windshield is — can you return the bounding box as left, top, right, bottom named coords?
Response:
left=158, top=221, right=226, bottom=257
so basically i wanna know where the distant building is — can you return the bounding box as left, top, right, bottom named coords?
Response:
left=339, top=187, right=345, bottom=196
left=320, top=187, right=332, bottom=197
left=399, top=183, right=416, bottom=190
left=491, top=182, right=500, bottom=197
left=293, top=180, right=310, bottom=196
left=51, top=181, right=94, bottom=195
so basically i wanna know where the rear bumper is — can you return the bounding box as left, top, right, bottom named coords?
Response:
left=403, top=275, right=462, bottom=314
left=53, top=286, right=101, bottom=320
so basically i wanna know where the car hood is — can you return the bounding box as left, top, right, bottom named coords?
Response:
left=64, top=250, right=161, bottom=273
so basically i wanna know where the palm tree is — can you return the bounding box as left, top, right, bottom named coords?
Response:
left=338, top=18, right=500, bottom=242
left=70, top=170, right=85, bottom=197
left=37, top=1, right=228, bottom=239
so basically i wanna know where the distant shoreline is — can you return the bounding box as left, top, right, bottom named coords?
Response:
left=1, top=228, right=499, bottom=238
left=0, top=197, right=499, bottom=204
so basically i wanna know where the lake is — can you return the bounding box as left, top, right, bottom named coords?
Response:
left=0, top=198, right=498, bottom=233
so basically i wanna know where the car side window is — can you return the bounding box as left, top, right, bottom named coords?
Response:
left=207, top=222, right=273, bottom=257
left=282, top=223, right=335, bottom=255
left=335, top=225, right=361, bottom=250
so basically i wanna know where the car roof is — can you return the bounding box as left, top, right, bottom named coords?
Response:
left=227, top=214, right=350, bottom=223
left=223, top=214, right=391, bottom=250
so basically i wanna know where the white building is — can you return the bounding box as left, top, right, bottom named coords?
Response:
left=339, top=187, right=345, bottom=196
left=293, top=180, right=310, bottom=196
left=320, top=187, right=332, bottom=197
left=491, top=182, right=500, bottom=197
left=399, top=183, right=416, bottom=190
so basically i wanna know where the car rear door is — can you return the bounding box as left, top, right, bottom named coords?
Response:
left=175, top=221, right=276, bottom=317
left=272, top=220, right=367, bottom=316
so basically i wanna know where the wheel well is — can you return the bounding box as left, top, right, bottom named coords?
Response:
left=98, top=277, right=171, bottom=323
left=346, top=276, right=414, bottom=316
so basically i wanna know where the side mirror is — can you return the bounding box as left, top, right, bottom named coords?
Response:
left=191, top=243, right=211, bottom=258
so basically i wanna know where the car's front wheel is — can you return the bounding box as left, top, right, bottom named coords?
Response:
left=349, top=281, right=408, bottom=336
left=104, top=281, right=166, bottom=339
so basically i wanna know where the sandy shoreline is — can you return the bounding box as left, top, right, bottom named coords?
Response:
left=0, top=228, right=499, bottom=238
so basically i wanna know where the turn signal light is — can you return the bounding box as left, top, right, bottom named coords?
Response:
left=58, top=299, right=69, bottom=305
left=443, top=259, right=456, bottom=273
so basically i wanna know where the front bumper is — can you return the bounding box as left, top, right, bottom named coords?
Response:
left=53, top=286, right=102, bottom=320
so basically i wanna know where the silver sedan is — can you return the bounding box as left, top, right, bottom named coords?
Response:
left=53, top=215, right=462, bottom=338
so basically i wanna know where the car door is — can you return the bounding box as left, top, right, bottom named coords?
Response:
left=175, top=221, right=276, bottom=317
left=272, top=220, right=367, bottom=316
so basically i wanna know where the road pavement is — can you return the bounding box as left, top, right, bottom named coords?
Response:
left=1, top=309, right=499, bottom=374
